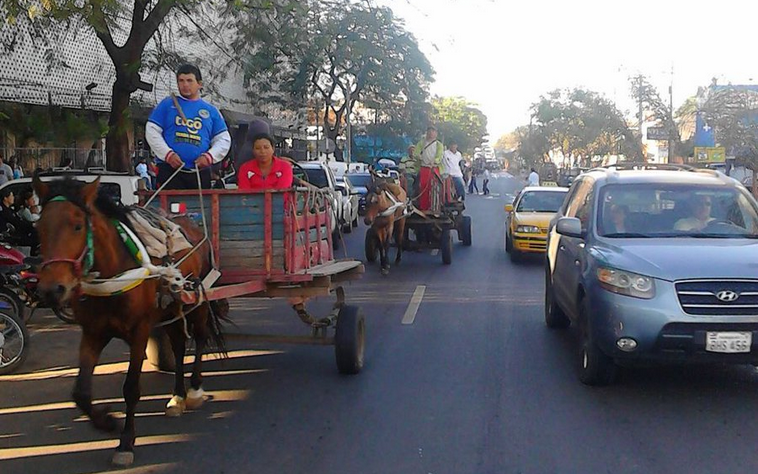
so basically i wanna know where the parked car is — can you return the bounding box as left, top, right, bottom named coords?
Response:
left=0, top=169, right=142, bottom=206
left=545, top=165, right=758, bottom=385
left=335, top=176, right=360, bottom=232
left=505, top=186, right=568, bottom=261
left=344, top=172, right=373, bottom=216
left=298, top=162, right=342, bottom=246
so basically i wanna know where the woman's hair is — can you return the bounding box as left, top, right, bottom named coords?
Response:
left=251, top=133, right=275, bottom=149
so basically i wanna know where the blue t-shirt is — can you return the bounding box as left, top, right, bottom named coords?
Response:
left=148, top=96, right=228, bottom=168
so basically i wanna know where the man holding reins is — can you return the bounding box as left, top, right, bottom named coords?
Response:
left=146, top=64, right=231, bottom=189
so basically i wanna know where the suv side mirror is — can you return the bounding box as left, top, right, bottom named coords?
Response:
left=556, top=217, right=584, bottom=238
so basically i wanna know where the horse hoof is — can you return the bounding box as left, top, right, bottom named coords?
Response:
left=112, top=451, right=134, bottom=467
left=185, top=388, right=205, bottom=410
left=165, top=395, right=186, bottom=417
left=381, top=268, right=389, bottom=276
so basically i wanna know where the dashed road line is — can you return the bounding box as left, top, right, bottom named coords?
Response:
left=402, top=285, right=426, bottom=325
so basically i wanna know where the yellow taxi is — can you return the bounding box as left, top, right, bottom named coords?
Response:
left=505, top=186, right=568, bottom=261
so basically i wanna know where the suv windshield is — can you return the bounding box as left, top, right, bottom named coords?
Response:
left=598, top=183, right=758, bottom=238
left=303, top=168, right=329, bottom=188
left=517, top=191, right=566, bottom=213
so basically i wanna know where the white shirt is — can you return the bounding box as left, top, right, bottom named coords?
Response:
left=528, top=171, right=540, bottom=186
left=442, top=150, right=464, bottom=178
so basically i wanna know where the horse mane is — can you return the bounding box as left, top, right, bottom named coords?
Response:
left=42, top=178, right=131, bottom=222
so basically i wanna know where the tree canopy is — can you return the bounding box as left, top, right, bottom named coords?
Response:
left=430, top=96, right=487, bottom=153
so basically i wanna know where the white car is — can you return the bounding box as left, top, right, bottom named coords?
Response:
left=298, top=162, right=344, bottom=246
left=335, top=176, right=360, bottom=233
left=0, top=169, right=142, bottom=206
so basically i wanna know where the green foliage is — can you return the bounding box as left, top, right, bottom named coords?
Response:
left=0, top=104, right=107, bottom=146
left=526, top=88, right=642, bottom=165
left=701, top=85, right=758, bottom=162
left=430, top=96, right=487, bottom=153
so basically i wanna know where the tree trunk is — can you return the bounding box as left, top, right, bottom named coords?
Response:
left=105, top=78, right=133, bottom=172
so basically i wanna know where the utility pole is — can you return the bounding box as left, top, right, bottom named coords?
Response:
left=637, top=74, right=644, bottom=139
left=668, top=64, right=674, bottom=164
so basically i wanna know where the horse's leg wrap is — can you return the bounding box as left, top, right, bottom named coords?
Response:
left=186, top=387, right=206, bottom=410
left=165, top=395, right=186, bottom=417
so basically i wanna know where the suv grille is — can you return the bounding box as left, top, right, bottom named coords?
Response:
left=676, top=280, right=758, bottom=316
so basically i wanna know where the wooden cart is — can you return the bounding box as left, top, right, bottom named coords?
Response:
left=145, top=187, right=366, bottom=374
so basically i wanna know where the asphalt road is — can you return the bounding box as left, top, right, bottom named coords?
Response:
left=3, top=172, right=758, bottom=474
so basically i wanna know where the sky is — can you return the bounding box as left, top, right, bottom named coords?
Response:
left=377, top=0, right=758, bottom=140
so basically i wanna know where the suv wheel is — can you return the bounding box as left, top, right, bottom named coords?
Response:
left=544, top=269, right=570, bottom=329
left=578, top=297, right=618, bottom=386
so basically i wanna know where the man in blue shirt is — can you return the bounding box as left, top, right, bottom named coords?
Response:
left=146, top=64, right=231, bottom=189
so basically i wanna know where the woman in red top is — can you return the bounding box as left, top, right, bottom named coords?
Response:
left=237, top=134, right=294, bottom=189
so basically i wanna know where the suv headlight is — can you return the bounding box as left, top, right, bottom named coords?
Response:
left=516, top=225, right=540, bottom=233
left=597, top=267, right=655, bottom=299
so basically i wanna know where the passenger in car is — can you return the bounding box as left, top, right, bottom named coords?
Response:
left=674, top=195, right=715, bottom=231
left=605, top=204, right=629, bottom=234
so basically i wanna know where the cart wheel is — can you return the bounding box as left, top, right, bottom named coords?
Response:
left=364, top=228, right=378, bottom=263
left=146, top=328, right=176, bottom=372
left=441, top=228, right=452, bottom=265
left=0, top=310, right=29, bottom=375
left=335, top=305, right=365, bottom=374
left=459, top=215, right=472, bottom=246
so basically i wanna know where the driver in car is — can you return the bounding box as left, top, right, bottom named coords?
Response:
left=674, top=195, right=715, bottom=231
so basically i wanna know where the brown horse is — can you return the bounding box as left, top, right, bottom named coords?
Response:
left=33, top=176, right=226, bottom=467
left=364, top=180, right=407, bottom=275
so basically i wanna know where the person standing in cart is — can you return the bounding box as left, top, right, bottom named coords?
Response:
left=414, top=125, right=444, bottom=210
left=146, top=64, right=231, bottom=189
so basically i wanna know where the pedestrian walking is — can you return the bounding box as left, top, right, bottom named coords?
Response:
left=528, top=167, right=540, bottom=186
left=135, top=158, right=151, bottom=190
left=8, top=156, right=23, bottom=179
left=0, top=154, right=14, bottom=186
left=468, top=168, right=479, bottom=194
left=482, top=168, right=491, bottom=195
left=146, top=64, right=231, bottom=189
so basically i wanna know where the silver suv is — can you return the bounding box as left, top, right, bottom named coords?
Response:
left=545, top=164, right=758, bottom=385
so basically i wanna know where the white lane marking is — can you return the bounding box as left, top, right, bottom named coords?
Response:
left=431, top=249, right=439, bottom=256
left=402, top=285, right=426, bottom=325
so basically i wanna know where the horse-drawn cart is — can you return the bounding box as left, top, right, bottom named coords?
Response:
left=365, top=173, right=471, bottom=266
left=145, top=187, right=366, bottom=374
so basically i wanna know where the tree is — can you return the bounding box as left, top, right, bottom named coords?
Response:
left=3, top=0, right=224, bottom=171
left=701, top=84, right=758, bottom=165
left=229, top=0, right=434, bottom=158
left=430, top=96, right=488, bottom=153
left=529, top=88, right=642, bottom=166
left=494, top=131, right=519, bottom=152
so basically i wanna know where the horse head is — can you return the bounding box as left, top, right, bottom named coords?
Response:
left=33, top=174, right=100, bottom=307
left=363, top=182, right=390, bottom=226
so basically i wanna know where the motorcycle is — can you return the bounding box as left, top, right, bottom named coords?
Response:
left=0, top=242, right=75, bottom=324
left=0, top=299, right=27, bottom=375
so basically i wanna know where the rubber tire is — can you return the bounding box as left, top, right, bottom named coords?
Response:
left=544, top=269, right=570, bottom=329
left=459, top=215, right=472, bottom=246
left=343, top=221, right=353, bottom=234
left=0, top=310, right=29, bottom=375
left=53, top=305, right=77, bottom=324
left=335, top=305, right=365, bottom=374
left=364, top=228, right=378, bottom=263
left=0, top=288, right=24, bottom=322
left=578, top=297, right=618, bottom=386
left=509, top=248, right=522, bottom=262
left=441, top=228, right=452, bottom=265
left=505, top=231, right=512, bottom=254
left=146, top=328, right=176, bottom=373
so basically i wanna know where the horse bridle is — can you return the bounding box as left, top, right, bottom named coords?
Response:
left=39, top=196, right=95, bottom=280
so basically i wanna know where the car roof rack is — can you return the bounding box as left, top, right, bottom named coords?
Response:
left=595, top=162, right=696, bottom=172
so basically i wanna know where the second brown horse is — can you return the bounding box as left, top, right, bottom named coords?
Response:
left=364, top=181, right=407, bottom=275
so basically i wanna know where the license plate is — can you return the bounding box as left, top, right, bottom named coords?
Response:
left=705, top=332, right=752, bottom=353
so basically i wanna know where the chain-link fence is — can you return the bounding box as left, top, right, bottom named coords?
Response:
left=5, top=148, right=106, bottom=173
